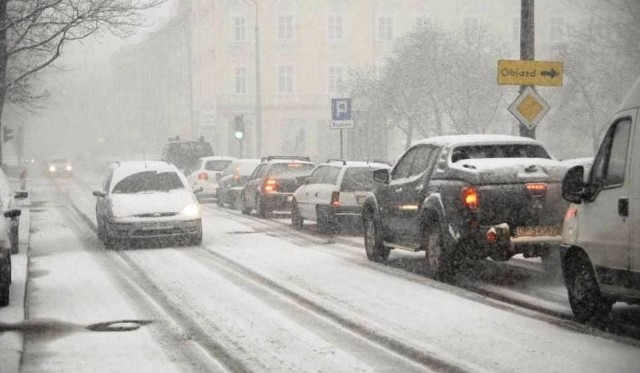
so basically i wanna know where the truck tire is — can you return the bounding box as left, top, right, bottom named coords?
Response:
left=240, top=193, right=251, bottom=215
left=291, top=201, right=304, bottom=229
left=0, top=284, right=8, bottom=307
left=363, top=214, right=389, bottom=262
left=256, top=196, right=269, bottom=218
left=564, top=250, right=613, bottom=323
left=424, top=221, right=459, bottom=282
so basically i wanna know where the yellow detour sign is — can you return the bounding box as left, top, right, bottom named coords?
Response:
left=508, top=87, right=551, bottom=130
left=498, top=60, right=563, bottom=86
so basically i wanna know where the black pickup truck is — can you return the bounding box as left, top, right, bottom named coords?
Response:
left=362, top=135, right=568, bottom=280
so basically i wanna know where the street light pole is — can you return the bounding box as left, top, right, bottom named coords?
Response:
left=249, top=0, right=263, bottom=157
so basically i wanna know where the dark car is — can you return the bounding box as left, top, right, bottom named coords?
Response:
left=216, top=159, right=261, bottom=209
left=362, top=135, right=567, bottom=280
left=239, top=156, right=315, bottom=218
left=161, top=136, right=214, bottom=174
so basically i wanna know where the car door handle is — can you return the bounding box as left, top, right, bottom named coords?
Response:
left=395, top=188, right=403, bottom=193
left=618, top=197, right=629, bottom=217
left=415, top=185, right=424, bottom=192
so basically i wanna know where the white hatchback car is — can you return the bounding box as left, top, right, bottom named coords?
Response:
left=291, top=161, right=391, bottom=231
left=187, top=156, right=236, bottom=202
left=94, top=161, right=202, bottom=248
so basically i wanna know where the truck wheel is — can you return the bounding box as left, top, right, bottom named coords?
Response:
left=0, top=284, right=8, bottom=307
left=291, top=201, right=304, bottom=229
left=240, top=193, right=251, bottom=215
left=256, top=196, right=269, bottom=218
left=424, top=221, right=458, bottom=282
left=363, top=214, right=389, bottom=262
left=564, top=250, right=613, bottom=323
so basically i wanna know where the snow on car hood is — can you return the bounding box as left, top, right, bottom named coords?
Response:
left=110, top=189, right=196, bottom=217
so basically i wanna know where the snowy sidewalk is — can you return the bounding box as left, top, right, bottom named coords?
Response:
left=0, top=179, right=32, bottom=373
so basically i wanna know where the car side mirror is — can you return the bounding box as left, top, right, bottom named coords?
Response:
left=4, top=209, right=21, bottom=219
left=14, top=191, right=28, bottom=200
left=373, top=169, right=390, bottom=184
left=93, top=190, right=107, bottom=198
left=562, top=166, right=585, bottom=204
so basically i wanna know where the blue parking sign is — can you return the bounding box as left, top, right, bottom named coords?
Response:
left=331, top=98, right=351, bottom=121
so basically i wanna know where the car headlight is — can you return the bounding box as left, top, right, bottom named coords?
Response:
left=181, top=204, right=200, bottom=218
left=65, top=165, right=73, bottom=171
left=49, top=165, right=56, bottom=172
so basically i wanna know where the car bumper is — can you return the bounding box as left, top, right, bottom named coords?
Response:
left=107, top=218, right=201, bottom=239
left=462, top=223, right=562, bottom=259
left=262, top=193, right=294, bottom=210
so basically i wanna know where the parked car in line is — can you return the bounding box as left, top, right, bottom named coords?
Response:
left=239, top=156, right=315, bottom=218
left=93, top=161, right=203, bottom=249
left=216, top=159, right=261, bottom=209
left=560, top=77, right=640, bottom=323
left=187, top=156, right=236, bottom=202
left=291, top=160, right=391, bottom=231
left=362, top=135, right=568, bottom=280
left=46, top=157, right=73, bottom=178
left=161, top=136, right=214, bottom=174
left=0, top=208, right=23, bottom=306
left=0, top=168, right=28, bottom=254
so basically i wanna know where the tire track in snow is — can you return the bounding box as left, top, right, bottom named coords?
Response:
left=203, top=205, right=640, bottom=347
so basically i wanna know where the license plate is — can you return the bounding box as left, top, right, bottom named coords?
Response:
left=515, top=225, right=561, bottom=237
left=142, top=222, right=174, bottom=230
left=356, top=195, right=366, bottom=204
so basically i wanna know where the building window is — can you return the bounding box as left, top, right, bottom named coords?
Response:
left=235, top=67, right=247, bottom=94
left=328, top=66, right=344, bottom=94
left=233, top=16, right=246, bottom=42
left=278, top=66, right=294, bottom=94
left=512, top=18, right=520, bottom=42
left=549, top=18, right=565, bottom=42
left=328, top=16, right=344, bottom=40
left=377, top=17, right=393, bottom=41
left=277, top=14, right=294, bottom=40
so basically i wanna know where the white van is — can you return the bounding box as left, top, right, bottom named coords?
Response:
left=561, top=77, right=640, bottom=322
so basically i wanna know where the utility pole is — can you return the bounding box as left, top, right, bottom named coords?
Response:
left=250, top=0, right=263, bottom=157
left=520, top=0, right=536, bottom=138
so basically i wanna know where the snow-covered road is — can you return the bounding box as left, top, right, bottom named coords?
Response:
left=15, top=175, right=640, bottom=372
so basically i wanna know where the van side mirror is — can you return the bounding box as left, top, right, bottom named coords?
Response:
left=373, top=169, right=390, bottom=184
left=562, top=166, right=585, bottom=204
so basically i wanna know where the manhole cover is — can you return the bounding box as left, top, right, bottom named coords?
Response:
left=86, top=320, right=152, bottom=332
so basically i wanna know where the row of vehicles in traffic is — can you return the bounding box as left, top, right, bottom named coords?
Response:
left=63, top=76, right=640, bottom=323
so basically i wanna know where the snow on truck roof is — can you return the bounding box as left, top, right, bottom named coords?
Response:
left=413, top=134, right=542, bottom=148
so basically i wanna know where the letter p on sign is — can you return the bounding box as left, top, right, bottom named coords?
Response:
left=331, top=98, right=352, bottom=121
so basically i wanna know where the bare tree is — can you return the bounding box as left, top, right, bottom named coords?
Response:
left=0, top=0, right=163, bottom=162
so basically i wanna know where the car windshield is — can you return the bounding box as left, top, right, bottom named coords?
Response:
left=451, top=144, right=551, bottom=162
left=340, top=167, right=379, bottom=192
left=205, top=160, right=233, bottom=171
left=267, top=163, right=315, bottom=178
left=111, top=171, right=185, bottom=193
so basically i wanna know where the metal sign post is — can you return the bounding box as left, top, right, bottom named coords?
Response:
left=331, top=98, right=353, bottom=159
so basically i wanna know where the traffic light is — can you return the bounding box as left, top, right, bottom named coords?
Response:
left=2, top=127, right=13, bottom=143
left=234, top=114, right=245, bottom=140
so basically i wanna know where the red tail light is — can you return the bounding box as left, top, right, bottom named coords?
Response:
left=263, top=178, right=278, bottom=193
left=525, top=183, right=547, bottom=198
left=461, top=186, right=479, bottom=211
left=330, top=191, right=340, bottom=207
left=564, top=206, right=577, bottom=222
left=233, top=173, right=241, bottom=181
left=198, top=172, right=208, bottom=180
